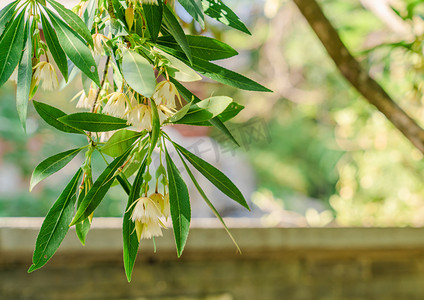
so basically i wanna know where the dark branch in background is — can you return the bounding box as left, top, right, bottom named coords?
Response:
left=293, top=0, right=424, bottom=154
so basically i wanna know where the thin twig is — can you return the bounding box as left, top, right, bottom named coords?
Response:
left=91, top=56, right=111, bottom=113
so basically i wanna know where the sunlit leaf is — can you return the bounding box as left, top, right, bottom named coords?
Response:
left=16, top=21, right=32, bottom=131
left=122, top=50, right=156, bottom=97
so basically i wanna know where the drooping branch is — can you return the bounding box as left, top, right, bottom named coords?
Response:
left=293, top=0, right=424, bottom=154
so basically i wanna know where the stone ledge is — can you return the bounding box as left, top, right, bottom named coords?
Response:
left=2, top=218, right=424, bottom=255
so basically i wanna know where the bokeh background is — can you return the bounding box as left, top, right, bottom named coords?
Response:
left=2, top=0, right=424, bottom=227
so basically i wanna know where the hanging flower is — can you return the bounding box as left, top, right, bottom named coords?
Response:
left=92, top=33, right=109, bottom=55
left=126, top=104, right=152, bottom=131
left=157, top=104, right=175, bottom=124
left=150, top=193, right=170, bottom=220
left=131, top=196, right=164, bottom=241
left=33, top=61, right=59, bottom=91
left=75, top=87, right=97, bottom=109
left=152, top=80, right=180, bottom=109
left=103, top=92, right=128, bottom=118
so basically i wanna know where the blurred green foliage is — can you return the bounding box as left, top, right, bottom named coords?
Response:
left=3, top=0, right=424, bottom=226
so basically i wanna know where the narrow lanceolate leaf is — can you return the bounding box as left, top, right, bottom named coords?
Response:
left=46, top=0, right=94, bottom=47
left=33, top=101, right=84, bottom=134
left=47, top=11, right=100, bottom=86
left=162, top=4, right=192, bottom=64
left=201, top=0, right=251, bottom=35
left=82, top=0, right=97, bottom=30
left=165, top=147, right=191, bottom=257
left=58, top=113, right=129, bottom=132
left=176, top=96, right=233, bottom=124
left=70, top=147, right=134, bottom=226
left=143, top=1, right=163, bottom=42
left=40, top=12, right=68, bottom=81
left=148, top=100, right=161, bottom=157
left=158, top=50, right=201, bottom=82
left=157, top=46, right=271, bottom=92
left=28, top=169, right=83, bottom=273
left=75, top=184, right=91, bottom=245
left=177, top=151, right=240, bottom=253
left=30, top=148, right=83, bottom=191
left=173, top=142, right=249, bottom=210
left=0, top=10, right=25, bottom=88
left=101, top=130, right=145, bottom=157
left=157, top=35, right=238, bottom=61
left=121, top=50, right=156, bottom=97
left=16, top=21, right=32, bottom=131
left=123, top=159, right=147, bottom=282
left=0, top=1, right=19, bottom=37
left=170, top=78, right=239, bottom=146
left=177, top=0, right=204, bottom=28
left=169, top=101, right=192, bottom=123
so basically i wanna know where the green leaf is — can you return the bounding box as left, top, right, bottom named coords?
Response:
left=175, top=96, right=232, bottom=124
left=162, top=4, right=192, bottom=64
left=177, top=0, right=204, bottom=28
left=83, top=0, right=97, bottom=30
left=176, top=151, right=240, bottom=253
left=169, top=101, right=192, bottom=123
left=165, top=147, right=190, bottom=257
left=58, top=112, right=129, bottom=132
left=75, top=218, right=91, bottom=245
left=157, top=46, right=271, bottom=92
left=157, top=35, right=238, bottom=61
left=143, top=1, right=163, bottom=42
left=30, top=148, right=83, bottom=191
left=47, top=10, right=100, bottom=86
left=70, top=147, right=134, bottom=226
left=218, top=102, right=244, bottom=122
left=16, top=21, right=32, bottom=131
left=0, top=10, right=25, bottom=87
left=40, top=12, right=68, bottom=81
left=148, top=100, right=161, bottom=157
left=28, top=169, right=83, bottom=273
left=33, top=101, right=84, bottom=134
left=75, top=185, right=91, bottom=245
left=181, top=102, right=245, bottom=126
left=158, top=50, right=201, bottom=82
left=101, top=130, right=145, bottom=157
left=46, top=0, right=94, bottom=47
left=122, top=50, right=156, bottom=97
left=170, top=78, right=239, bottom=146
left=123, top=159, right=147, bottom=282
left=173, top=142, right=249, bottom=210
left=0, top=1, right=19, bottom=37
left=201, top=0, right=251, bottom=35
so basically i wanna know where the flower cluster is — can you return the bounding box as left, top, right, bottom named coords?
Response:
left=130, top=193, right=170, bottom=241
left=76, top=80, right=181, bottom=133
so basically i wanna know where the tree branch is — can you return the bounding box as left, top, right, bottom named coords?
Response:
left=293, top=0, right=424, bottom=154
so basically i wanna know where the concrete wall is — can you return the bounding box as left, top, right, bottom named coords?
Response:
left=2, top=218, right=424, bottom=300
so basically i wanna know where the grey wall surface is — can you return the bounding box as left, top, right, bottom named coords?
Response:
left=2, top=218, right=424, bottom=300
